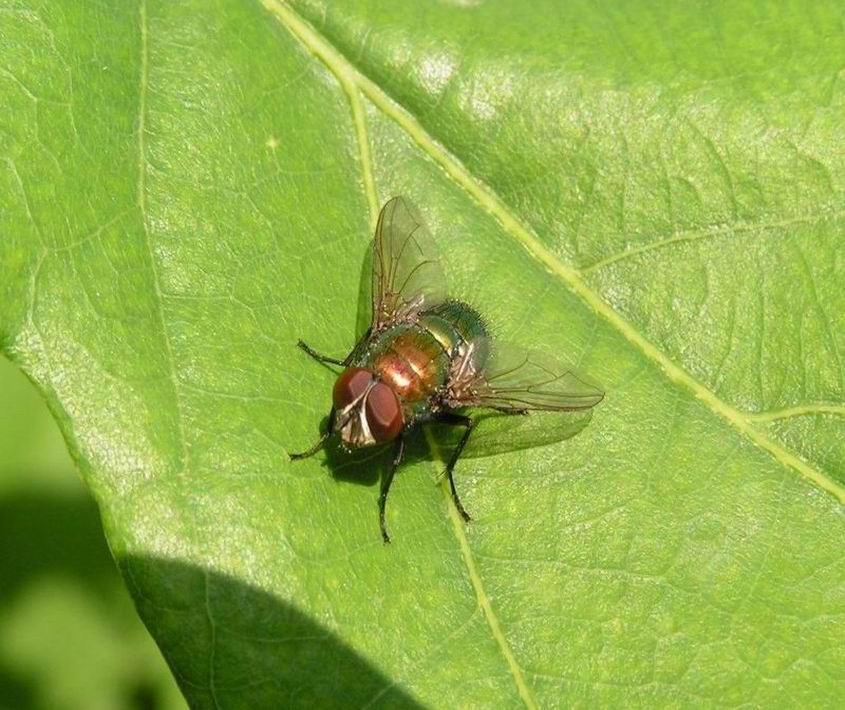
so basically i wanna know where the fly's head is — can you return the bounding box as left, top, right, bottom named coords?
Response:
left=333, top=367, right=404, bottom=449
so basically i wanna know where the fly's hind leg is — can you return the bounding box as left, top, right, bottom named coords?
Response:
left=435, top=412, right=476, bottom=522
left=379, top=436, right=405, bottom=544
left=289, top=409, right=335, bottom=460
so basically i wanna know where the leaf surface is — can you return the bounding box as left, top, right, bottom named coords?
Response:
left=1, top=0, right=843, bottom=707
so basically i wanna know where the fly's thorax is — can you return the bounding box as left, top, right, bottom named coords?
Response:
left=332, top=367, right=403, bottom=448
left=419, top=300, right=490, bottom=370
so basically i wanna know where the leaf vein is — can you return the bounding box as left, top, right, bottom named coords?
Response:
left=582, top=207, right=845, bottom=274
left=747, top=404, right=845, bottom=422
left=137, top=0, right=188, bottom=470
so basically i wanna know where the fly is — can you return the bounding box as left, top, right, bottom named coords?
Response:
left=290, top=197, right=604, bottom=542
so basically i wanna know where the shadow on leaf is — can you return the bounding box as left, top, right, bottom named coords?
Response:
left=121, top=556, right=424, bottom=710
left=309, top=408, right=593, bottom=489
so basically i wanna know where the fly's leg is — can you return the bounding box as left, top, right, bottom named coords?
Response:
left=379, top=436, right=405, bottom=544
left=297, top=340, right=346, bottom=366
left=289, top=409, right=335, bottom=460
left=298, top=327, right=373, bottom=368
left=436, top=413, right=476, bottom=522
left=288, top=435, right=328, bottom=461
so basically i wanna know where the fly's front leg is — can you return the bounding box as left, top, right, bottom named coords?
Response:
left=298, top=327, right=372, bottom=367
left=297, top=340, right=346, bottom=366
left=379, top=436, right=405, bottom=544
left=436, top=412, right=476, bottom=522
left=289, top=409, right=335, bottom=460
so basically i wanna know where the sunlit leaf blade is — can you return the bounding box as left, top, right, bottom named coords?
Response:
left=1, top=1, right=843, bottom=708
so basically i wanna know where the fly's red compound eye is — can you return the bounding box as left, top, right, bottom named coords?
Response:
left=333, top=367, right=374, bottom=410
left=365, top=382, right=403, bottom=442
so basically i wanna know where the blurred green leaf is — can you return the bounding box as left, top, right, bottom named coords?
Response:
left=0, top=357, right=184, bottom=710
left=1, top=1, right=843, bottom=707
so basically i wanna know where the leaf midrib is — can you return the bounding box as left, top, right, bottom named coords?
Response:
left=261, top=2, right=845, bottom=506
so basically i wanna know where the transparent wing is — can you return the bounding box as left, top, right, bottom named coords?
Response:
left=371, top=196, right=447, bottom=331
left=453, top=340, right=604, bottom=412
left=430, top=408, right=593, bottom=459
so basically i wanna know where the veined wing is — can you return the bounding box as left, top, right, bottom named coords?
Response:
left=370, top=196, right=446, bottom=331
left=449, top=340, right=604, bottom=412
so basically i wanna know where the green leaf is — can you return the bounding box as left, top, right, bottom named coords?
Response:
left=2, top=0, right=843, bottom=707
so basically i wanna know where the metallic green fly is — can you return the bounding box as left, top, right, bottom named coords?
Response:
left=291, top=197, right=603, bottom=542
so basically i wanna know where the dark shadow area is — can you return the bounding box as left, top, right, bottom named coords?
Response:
left=0, top=665, right=34, bottom=709
left=322, top=436, right=388, bottom=486
left=309, top=425, right=436, bottom=486
left=129, top=680, right=159, bottom=710
left=355, top=241, right=374, bottom=342
left=121, top=556, right=424, bottom=710
left=308, top=409, right=593, bottom=488
left=0, top=491, right=117, bottom=606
